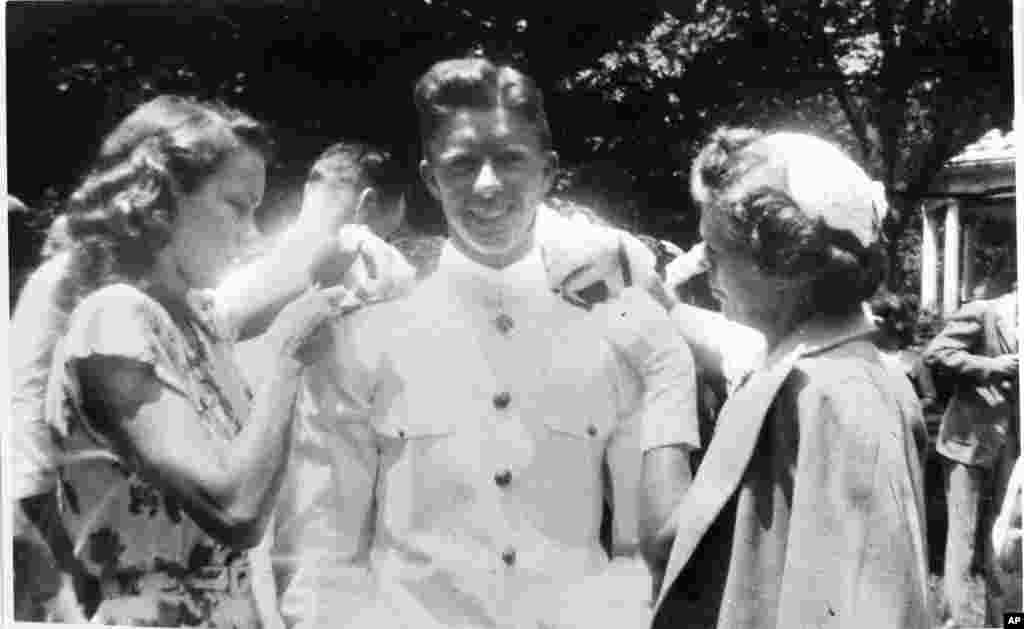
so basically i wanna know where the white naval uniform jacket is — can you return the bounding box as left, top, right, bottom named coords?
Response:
left=273, top=210, right=700, bottom=629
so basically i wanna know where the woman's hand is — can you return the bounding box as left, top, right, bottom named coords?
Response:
left=309, top=225, right=418, bottom=303
left=546, top=218, right=630, bottom=306
left=298, top=177, right=366, bottom=234
left=545, top=217, right=663, bottom=310
left=308, top=226, right=367, bottom=289
left=663, top=242, right=709, bottom=297
left=265, top=284, right=362, bottom=369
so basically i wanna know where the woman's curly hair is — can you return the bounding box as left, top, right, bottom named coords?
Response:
left=690, top=126, right=887, bottom=321
left=57, top=95, right=273, bottom=312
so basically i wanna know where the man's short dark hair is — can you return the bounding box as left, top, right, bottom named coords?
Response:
left=413, top=56, right=552, bottom=158
left=308, top=141, right=407, bottom=208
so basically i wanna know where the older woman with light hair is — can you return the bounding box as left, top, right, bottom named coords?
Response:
left=624, top=128, right=929, bottom=629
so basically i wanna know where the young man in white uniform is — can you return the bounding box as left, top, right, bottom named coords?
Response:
left=273, top=56, right=700, bottom=629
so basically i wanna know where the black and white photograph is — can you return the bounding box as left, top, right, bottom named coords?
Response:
left=3, top=1, right=1020, bottom=627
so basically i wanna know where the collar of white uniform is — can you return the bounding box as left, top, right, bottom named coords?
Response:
left=437, top=211, right=553, bottom=306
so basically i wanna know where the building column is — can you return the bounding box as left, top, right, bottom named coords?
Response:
left=943, top=199, right=961, bottom=316
left=920, top=202, right=939, bottom=313
left=961, top=218, right=976, bottom=303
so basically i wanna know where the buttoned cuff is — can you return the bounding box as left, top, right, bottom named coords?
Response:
left=633, top=332, right=701, bottom=453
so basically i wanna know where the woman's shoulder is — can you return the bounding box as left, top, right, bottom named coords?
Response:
left=61, top=284, right=194, bottom=397
left=64, top=284, right=180, bottom=358
left=71, top=283, right=167, bottom=324
left=786, top=343, right=887, bottom=410
left=788, top=340, right=917, bottom=424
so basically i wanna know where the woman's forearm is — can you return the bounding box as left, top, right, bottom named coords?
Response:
left=666, top=303, right=730, bottom=378
left=666, top=302, right=765, bottom=384
left=98, top=353, right=306, bottom=549
left=215, top=359, right=303, bottom=541
left=216, top=218, right=336, bottom=341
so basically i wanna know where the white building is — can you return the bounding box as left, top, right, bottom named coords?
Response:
left=919, top=128, right=1016, bottom=316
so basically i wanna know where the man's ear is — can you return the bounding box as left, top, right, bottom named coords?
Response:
left=420, top=159, right=441, bottom=201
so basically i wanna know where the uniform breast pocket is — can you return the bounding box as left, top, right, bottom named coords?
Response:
left=372, top=384, right=464, bottom=471
left=374, top=416, right=456, bottom=443
left=539, top=340, right=620, bottom=458
left=373, top=410, right=475, bottom=529
left=537, top=410, right=614, bottom=503
left=371, top=368, right=458, bottom=444
left=539, top=385, right=618, bottom=480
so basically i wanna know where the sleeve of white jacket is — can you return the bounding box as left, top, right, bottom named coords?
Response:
left=599, top=287, right=701, bottom=453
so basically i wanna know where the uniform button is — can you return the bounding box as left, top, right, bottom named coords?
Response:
left=494, top=313, right=515, bottom=334
left=586, top=424, right=598, bottom=437
left=501, top=547, right=517, bottom=566
left=492, top=392, right=511, bottom=410
left=494, top=469, right=512, bottom=487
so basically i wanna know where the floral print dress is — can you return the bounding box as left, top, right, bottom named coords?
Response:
left=43, top=283, right=261, bottom=628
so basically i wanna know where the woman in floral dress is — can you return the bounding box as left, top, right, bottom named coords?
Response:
left=12, top=95, right=379, bottom=627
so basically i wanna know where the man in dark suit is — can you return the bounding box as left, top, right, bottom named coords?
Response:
left=924, top=288, right=1019, bottom=628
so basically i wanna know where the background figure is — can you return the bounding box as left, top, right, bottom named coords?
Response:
left=303, top=140, right=409, bottom=242
left=923, top=288, right=1019, bottom=627
left=869, top=292, right=934, bottom=462
left=9, top=209, right=81, bottom=621
left=256, top=140, right=417, bottom=626
left=312, top=140, right=446, bottom=281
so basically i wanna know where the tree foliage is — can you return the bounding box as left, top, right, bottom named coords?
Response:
left=7, top=1, right=1012, bottom=295
left=580, top=0, right=1012, bottom=288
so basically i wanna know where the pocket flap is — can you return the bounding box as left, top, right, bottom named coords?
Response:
left=375, top=415, right=455, bottom=440
left=543, top=415, right=612, bottom=440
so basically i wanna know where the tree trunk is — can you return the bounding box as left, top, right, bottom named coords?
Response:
left=885, top=202, right=906, bottom=292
